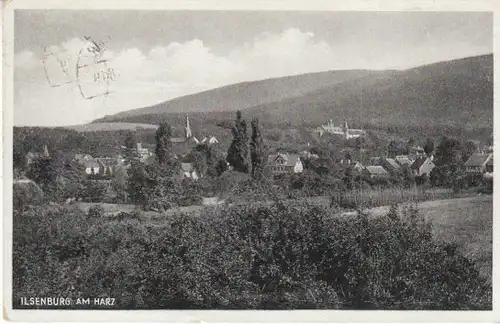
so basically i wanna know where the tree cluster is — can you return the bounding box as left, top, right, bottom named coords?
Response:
left=226, top=111, right=268, bottom=179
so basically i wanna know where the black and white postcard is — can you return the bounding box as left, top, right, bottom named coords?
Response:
left=3, top=0, right=498, bottom=322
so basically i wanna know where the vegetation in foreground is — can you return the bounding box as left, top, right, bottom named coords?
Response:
left=13, top=198, right=491, bottom=310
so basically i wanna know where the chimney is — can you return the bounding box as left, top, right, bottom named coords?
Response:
left=136, top=142, right=142, bottom=151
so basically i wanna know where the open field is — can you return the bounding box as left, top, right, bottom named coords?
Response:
left=63, top=122, right=159, bottom=132
left=349, top=195, right=492, bottom=281
left=419, top=195, right=492, bottom=281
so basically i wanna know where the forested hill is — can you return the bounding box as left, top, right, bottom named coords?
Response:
left=100, top=69, right=380, bottom=118
left=94, top=54, right=492, bottom=130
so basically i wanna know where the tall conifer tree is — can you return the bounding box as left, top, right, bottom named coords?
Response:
left=155, top=122, right=174, bottom=166
left=250, top=117, right=267, bottom=179
left=227, top=111, right=250, bottom=173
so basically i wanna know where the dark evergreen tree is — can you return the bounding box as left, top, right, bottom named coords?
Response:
left=434, top=136, right=463, bottom=166
left=250, top=118, right=267, bottom=180
left=126, top=160, right=155, bottom=206
left=343, top=165, right=353, bottom=190
left=462, top=140, right=478, bottom=163
left=26, top=156, right=56, bottom=192
left=487, top=133, right=493, bottom=147
left=124, top=131, right=137, bottom=150
left=423, top=138, right=435, bottom=157
left=155, top=122, right=174, bottom=166
left=215, top=158, right=228, bottom=176
left=344, top=151, right=353, bottom=162
left=387, top=140, right=400, bottom=158
left=226, top=111, right=250, bottom=173
left=122, top=132, right=140, bottom=164
left=400, top=163, right=415, bottom=189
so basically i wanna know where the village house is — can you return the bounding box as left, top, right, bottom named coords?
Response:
left=363, top=166, right=390, bottom=179
left=409, top=146, right=426, bottom=160
left=83, top=159, right=100, bottom=175
left=74, top=153, right=93, bottom=164
left=370, top=157, right=401, bottom=174
left=73, top=153, right=99, bottom=175
left=340, top=158, right=365, bottom=172
left=96, top=156, right=125, bottom=177
left=353, top=161, right=365, bottom=173
left=266, top=153, right=304, bottom=175
left=395, top=155, right=413, bottom=167
left=300, top=150, right=320, bottom=160
left=464, top=153, right=493, bottom=174
left=181, top=162, right=200, bottom=180
left=484, top=156, right=493, bottom=178
left=26, top=145, right=50, bottom=166
left=200, top=136, right=219, bottom=145
left=385, top=158, right=401, bottom=172
left=135, top=143, right=153, bottom=162
left=410, top=157, right=435, bottom=177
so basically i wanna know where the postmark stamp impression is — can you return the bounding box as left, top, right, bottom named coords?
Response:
left=43, top=36, right=116, bottom=99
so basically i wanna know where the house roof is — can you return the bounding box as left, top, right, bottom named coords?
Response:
left=181, top=163, right=194, bottom=172
left=201, top=136, right=219, bottom=144
left=464, top=153, right=492, bottom=167
left=143, top=155, right=157, bottom=166
left=395, top=155, right=413, bottom=166
left=370, top=157, right=383, bottom=165
left=348, top=129, right=366, bottom=135
left=171, top=137, right=186, bottom=143
left=83, top=159, right=100, bottom=168
left=74, top=154, right=94, bottom=163
left=385, top=158, right=401, bottom=170
left=486, top=155, right=493, bottom=166
left=365, top=165, right=389, bottom=175
left=26, top=152, right=42, bottom=158
left=410, top=157, right=432, bottom=170
left=267, top=153, right=301, bottom=167
left=96, top=157, right=117, bottom=167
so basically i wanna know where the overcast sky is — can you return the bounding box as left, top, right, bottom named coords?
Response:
left=14, top=10, right=492, bottom=126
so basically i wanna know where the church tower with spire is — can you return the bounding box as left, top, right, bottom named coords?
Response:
left=43, top=144, right=50, bottom=158
left=185, top=114, right=192, bottom=139
left=343, top=120, right=349, bottom=139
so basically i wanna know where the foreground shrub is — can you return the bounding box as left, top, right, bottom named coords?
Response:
left=13, top=201, right=491, bottom=310
left=13, top=181, right=44, bottom=212
left=87, top=205, right=105, bottom=218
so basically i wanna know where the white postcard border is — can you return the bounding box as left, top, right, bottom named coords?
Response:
left=2, top=0, right=498, bottom=322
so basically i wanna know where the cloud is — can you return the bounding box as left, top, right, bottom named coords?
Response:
left=230, top=28, right=337, bottom=79
left=12, top=29, right=363, bottom=125
left=13, top=28, right=491, bottom=126
left=14, top=50, right=39, bottom=70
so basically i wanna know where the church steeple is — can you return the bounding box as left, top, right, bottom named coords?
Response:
left=43, top=144, right=50, bottom=158
left=185, top=114, right=192, bottom=139
left=343, top=120, right=349, bottom=139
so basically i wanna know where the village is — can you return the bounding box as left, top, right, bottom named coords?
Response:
left=19, top=114, right=494, bottom=210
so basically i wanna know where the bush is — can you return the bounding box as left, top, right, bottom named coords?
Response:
left=13, top=201, right=491, bottom=310
left=81, top=181, right=108, bottom=203
left=13, top=181, right=44, bottom=212
left=115, top=211, right=144, bottom=222
left=87, top=205, right=105, bottom=218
